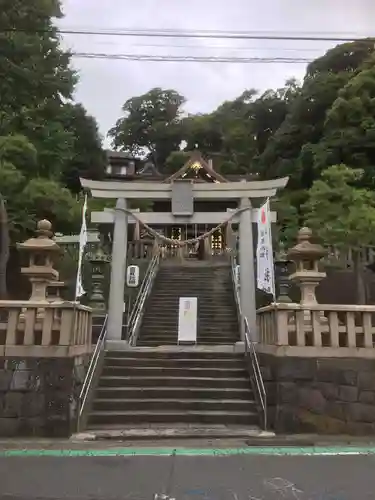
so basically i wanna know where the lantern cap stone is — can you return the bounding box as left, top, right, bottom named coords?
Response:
left=287, top=226, right=326, bottom=261
left=17, top=219, right=60, bottom=252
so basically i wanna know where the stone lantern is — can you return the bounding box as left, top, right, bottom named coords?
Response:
left=287, top=227, right=327, bottom=322
left=87, top=245, right=110, bottom=313
left=17, top=219, right=61, bottom=304
left=274, top=241, right=293, bottom=303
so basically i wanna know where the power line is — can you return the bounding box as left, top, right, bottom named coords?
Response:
left=79, top=38, right=326, bottom=53
left=73, top=52, right=312, bottom=63
left=116, top=43, right=324, bottom=53
left=4, top=26, right=375, bottom=42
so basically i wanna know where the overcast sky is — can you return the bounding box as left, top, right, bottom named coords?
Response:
left=59, top=0, right=373, bottom=146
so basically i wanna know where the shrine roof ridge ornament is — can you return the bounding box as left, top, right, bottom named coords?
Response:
left=80, top=176, right=289, bottom=200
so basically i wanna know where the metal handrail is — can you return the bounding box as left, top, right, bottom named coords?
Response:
left=127, top=256, right=156, bottom=331
left=244, top=316, right=267, bottom=430
left=230, top=254, right=267, bottom=430
left=78, top=314, right=108, bottom=419
left=128, top=253, right=160, bottom=345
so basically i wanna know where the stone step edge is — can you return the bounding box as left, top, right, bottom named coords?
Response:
left=99, top=376, right=249, bottom=382
left=89, top=410, right=257, bottom=417
left=93, top=398, right=256, bottom=404
left=102, top=367, right=247, bottom=373
left=72, top=427, right=274, bottom=441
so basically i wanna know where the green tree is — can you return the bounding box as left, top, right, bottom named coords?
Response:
left=0, top=0, right=107, bottom=297
left=259, top=40, right=375, bottom=190
left=0, top=136, right=79, bottom=237
left=59, top=103, right=106, bottom=193
left=0, top=135, right=76, bottom=297
left=311, top=54, right=375, bottom=189
left=109, top=88, right=186, bottom=170
left=183, top=82, right=298, bottom=176
left=303, top=164, right=375, bottom=303
left=0, top=0, right=77, bottom=178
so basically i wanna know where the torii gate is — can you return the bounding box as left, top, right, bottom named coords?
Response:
left=80, top=176, right=288, bottom=343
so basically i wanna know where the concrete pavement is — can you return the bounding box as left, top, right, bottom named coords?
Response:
left=1, top=451, right=374, bottom=499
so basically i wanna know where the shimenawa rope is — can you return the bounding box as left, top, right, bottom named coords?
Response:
left=114, top=205, right=250, bottom=246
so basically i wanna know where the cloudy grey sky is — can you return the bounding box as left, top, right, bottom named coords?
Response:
left=59, top=0, right=373, bottom=146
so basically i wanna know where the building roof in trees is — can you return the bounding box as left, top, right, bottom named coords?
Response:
left=104, top=150, right=256, bottom=183
left=163, top=150, right=228, bottom=183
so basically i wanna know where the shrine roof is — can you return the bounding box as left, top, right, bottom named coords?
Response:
left=104, top=150, right=257, bottom=183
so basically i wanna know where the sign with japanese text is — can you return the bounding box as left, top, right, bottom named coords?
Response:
left=178, top=297, right=198, bottom=343
left=256, top=199, right=275, bottom=298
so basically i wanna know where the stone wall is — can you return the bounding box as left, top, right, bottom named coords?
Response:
left=0, top=356, right=88, bottom=437
left=259, top=353, right=375, bottom=435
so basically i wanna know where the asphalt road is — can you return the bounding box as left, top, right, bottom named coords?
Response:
left=1, top=453, right=375, bottom=500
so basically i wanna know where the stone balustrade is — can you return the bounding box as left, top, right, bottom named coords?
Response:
left=257, top=303, right=375, bottom=355
left=0, top=301, right=92, bottom=358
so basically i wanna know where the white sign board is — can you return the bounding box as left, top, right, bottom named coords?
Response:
left=178, top=297, right=198, bottom=343
left=126, top=265, right=140, bottom=288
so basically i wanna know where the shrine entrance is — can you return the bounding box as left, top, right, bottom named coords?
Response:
left=81, top=151, right=288, bottom=343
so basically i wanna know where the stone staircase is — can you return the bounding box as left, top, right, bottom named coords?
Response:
left=137, top=262, right=240, bottom=346
left=87, top=349, right=259, bottom=429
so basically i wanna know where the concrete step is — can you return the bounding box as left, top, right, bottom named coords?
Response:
left=140, top=324, right=238, bottom=331
left=140, top=327, right=238, bottom=335
left=139, top=330, right=238, bottom=335
left=104, top=356, right=245, bottom=368
left=144, top=310, right=237, bottom=318
left=142, top=314, right=237, bottom=321
left=146, top=298, right=236, bottom=313
left=88, top=409, right=257, bottom=426
left=141, top=322, right=238, bottom=328
left=150, top=290, right=233, bottom=296
left=76, top=424, right=269, bottom=440
left=141, top=318, right=237, bottom=326
left=95, top=386, right=253, bottom=399
left=138, top=331, right=238, bottom=338
left=98, top=376, right=250, bottom=389
left=93, top=398, right=256, bottom=412
left=105, top=350, right=244, bottom=359
left=104, top=357, right=245, bottom=370
left=137, top=336, right=238, bottom=344
left=147, top=298, right=235, bottom=305
left=101, top=366, right=247, bottom=378
left=153, top=288, right=233, bottom=291
left=137, top=340, right=237, bottom=346
left=157, top=272, right=231, bottom=275
left=141, top=321, right=238, bottom=328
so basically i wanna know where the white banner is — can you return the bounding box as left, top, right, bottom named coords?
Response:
left=256, top=199, right=276, bottom=298
left=75, top=194, right=88, bottom=300
left=178, top=297, right=198, bottom=343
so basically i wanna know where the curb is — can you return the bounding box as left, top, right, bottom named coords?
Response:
left=71, top=430, right=276, bottom=442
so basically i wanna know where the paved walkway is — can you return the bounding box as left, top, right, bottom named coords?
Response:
left=1, top=446, right=375, bottom=499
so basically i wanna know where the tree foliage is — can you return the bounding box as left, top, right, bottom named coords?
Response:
left=303, top=164, right=375, bottom=303
left=109, top=88, right=186, bottom=170
left=0, top=0, right=105, bottom=227
left=0, top=0, right=105, bottom=296
left=303, top=164, right=375, bottom=249
left=259, top=40, right=375, bottom=191
left=59, top=103, right=106, bottom=194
